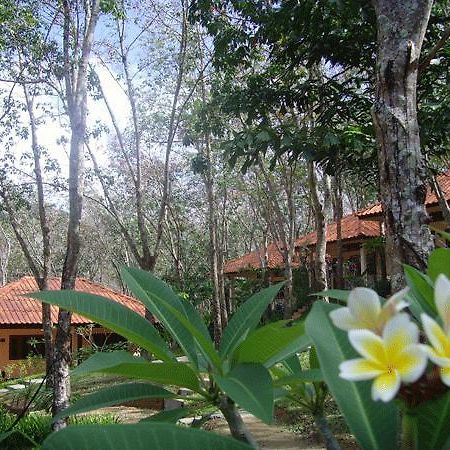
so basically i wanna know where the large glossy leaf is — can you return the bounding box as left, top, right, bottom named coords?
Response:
left=73, top=351, right=202, bottom=393
left=54, top=383, right=175, bottom=420
left=152, top=298, right=221, bottom=370
left=29, top=290, right=174, bottom=362
left=215, top=363, right=273, bottom=424
left=428, top=248, right=450, bottom=282
left=140, top=408, right=194, bottom=423
left=314, top=289, right=349, bottom=302
left=282, top=354, right=303, bottom=374
left=121, top=267, right=212, bottom=370
left=42, top=423, right=253, bottom=450
left=404, top=265, right=436, bottom=319
left=233, top=320, right=310, bottom=368
left=415, top=390, right=450, bottom=450
left=219, top=283, right=284, bottom=358
left=306, top=302, right=399, bottom=450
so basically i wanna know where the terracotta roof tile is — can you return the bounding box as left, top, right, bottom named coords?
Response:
left=358, top=169, right=450, bottom=218
left=225, top=215, right=381, bottom=274
left=224, top=243, right=298, bottom=275
left=0, top=277, right=146, bottom=326
left=295, top=214, right=381, bottom=248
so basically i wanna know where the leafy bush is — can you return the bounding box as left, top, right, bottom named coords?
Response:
left=0, top=405, right=119, bottom=449
left=31, top=266, right=311, bottom=448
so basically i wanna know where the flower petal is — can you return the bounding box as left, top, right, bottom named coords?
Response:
left=435, top=274, right=450, bottom=331
left=421, top=313, right=449, bottom=356
left=420, top=344, right=450, bottom=367
left=339, top=358, right=384, bottom=381
left=329, top=307, right=361, bottom=331
left=371, top=371, right=401, bottom=402
left=348, top=287, right=381, bottom=327
left=381, top=287, right=409, bottom=316
left=348, top=329, right=386, bottom=364
left=396, top=346, right=427, bottom=383
left=441, top=366, right=450, bottom=387
left=383, top=313, right=419, bottom=358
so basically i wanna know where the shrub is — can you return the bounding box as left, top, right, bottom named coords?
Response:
left=0, top=405, right=119, bottom=449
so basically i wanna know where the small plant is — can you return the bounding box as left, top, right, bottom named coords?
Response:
left=31, top=267, right=311, bottom=449
left=0, top=405, right=120, bottom=449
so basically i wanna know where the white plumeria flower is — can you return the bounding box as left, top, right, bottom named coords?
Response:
left=421, top=274, right=450, bottom=386
left=329, top=286, right=409, bottom=335
left=339, top=313, right=427, bottom=402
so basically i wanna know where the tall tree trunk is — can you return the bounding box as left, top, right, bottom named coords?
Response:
left=332, top=174, right=344, bottom=289
left=371, top=0, right=434, bottom=291
left=53, top=0, right=100, bottom=431
left=307, top=161, right=328, bottom=293
left=23, top=85, right=53, bottom=388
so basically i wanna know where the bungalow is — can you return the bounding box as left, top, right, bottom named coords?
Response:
left=224, top=170, right=450, bottom=294
left=0, top=276, right=146, bottom=376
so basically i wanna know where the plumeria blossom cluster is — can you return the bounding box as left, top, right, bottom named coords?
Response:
left=329, top=275, right=450, bottom=403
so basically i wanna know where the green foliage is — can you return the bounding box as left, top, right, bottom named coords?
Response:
left=30, top=290, right=175, bottom=363
left=53, top=383, right=175, bottom=421
left=306, top=302, right=399, bottom=450
left=32, top=267, right=309, bottom=447
left=42, top=423, right=252, bottom=450
left=0, top=406, right=118, bottom=450
left=215, top=363, right=274, bottom=424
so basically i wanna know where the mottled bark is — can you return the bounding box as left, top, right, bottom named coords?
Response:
left=53, top=0, right=100, bottom=431
left=307, top=161, right=328, bottom=293
left=371, top=0, right=434, bottom=290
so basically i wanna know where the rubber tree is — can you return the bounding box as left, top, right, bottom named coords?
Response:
left=52, top=0, right=101, bottom=430
left=371, top=0, right=434, bottom=290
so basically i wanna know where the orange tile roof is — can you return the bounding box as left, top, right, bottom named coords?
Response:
left=358, top=169, right=450, bottom=218
left=224, top=242, right=295, bottom=275
left=224, top=214, right=381, bottom=274
left=295, top=214, right=381, bottom=248
left=0, top=277, right=146, bottom=326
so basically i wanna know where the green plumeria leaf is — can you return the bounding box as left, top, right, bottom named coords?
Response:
left=313, top=289, right=349, bottom=302
left=233, top=320, right=310, bottom=368
left=54, top=383, right=175, bottom=421
left=73, top=351, right=202, bottom=393
left=220, top=283, right=284, bottom=358
left=428, top=248, right=450, bottom=282
left=121, top=267, right=212, bottom=370
left=215, top=363, right=273, bottom=424
left=415, top=390, right=450, bottom=450
left=42, top=423, right=253, bottom=449
left=306, top=302, right=399, bottom=450
left=404, top=265, right=436, bottom=319
left=29, top=290, right=175, bottom=362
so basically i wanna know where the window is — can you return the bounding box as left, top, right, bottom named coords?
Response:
left=9, top=335, right=45, bottom=360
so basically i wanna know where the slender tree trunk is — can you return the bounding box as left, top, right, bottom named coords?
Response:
left=219, top=396, right=259, bottom=449
left=371, top=0, right=434, bottom=291
left=313, top=414, right=342, bottom=450
left=53, top=0, right=100, bottom=431
left=307, top=161, right=328, bottom=293
left=23, top=85, right=53, bottom=388
left=332, top=175, right=344, bottom=289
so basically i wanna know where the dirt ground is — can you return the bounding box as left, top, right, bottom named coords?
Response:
left=97, top=406, right=359, bottom=449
